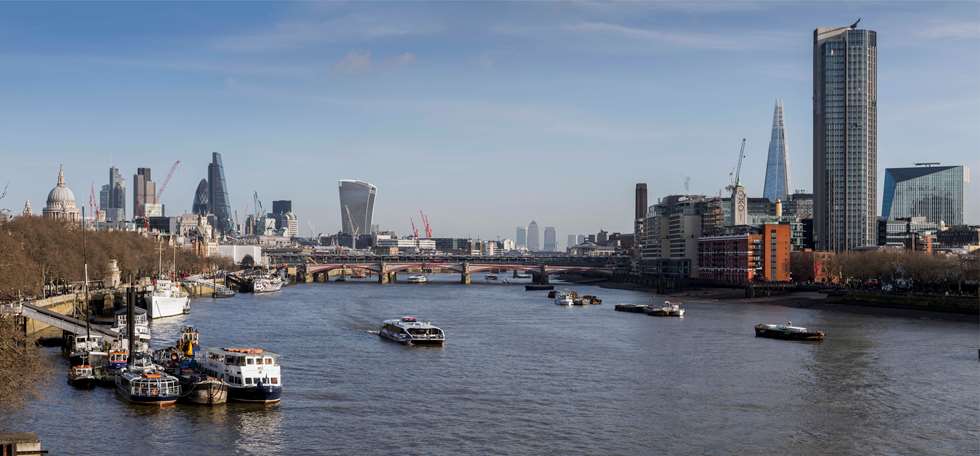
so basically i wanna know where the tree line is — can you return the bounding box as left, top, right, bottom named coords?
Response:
left=0, top=216, right=231, bottom=301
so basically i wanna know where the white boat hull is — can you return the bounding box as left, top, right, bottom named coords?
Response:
left=149, top=295, right=190, bottom=319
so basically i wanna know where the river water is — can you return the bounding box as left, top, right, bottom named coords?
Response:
left=3, top=275, right=978, bottom=455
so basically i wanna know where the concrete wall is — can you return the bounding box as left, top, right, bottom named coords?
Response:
left=25, top=293, right=79, bottom=335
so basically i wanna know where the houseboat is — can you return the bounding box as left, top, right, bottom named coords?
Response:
left=379, top=316, right=445, bottom=346
left=198, top=347, right=282, bottom=403
left=67, top=359, right=97, bottom=389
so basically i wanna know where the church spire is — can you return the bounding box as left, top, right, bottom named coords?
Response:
left=57, top=164, right=65, bottom=187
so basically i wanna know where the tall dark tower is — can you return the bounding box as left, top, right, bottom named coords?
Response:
left=813, top=22, right=878, bottom=251
left=634, top=183, right=648, bottom=258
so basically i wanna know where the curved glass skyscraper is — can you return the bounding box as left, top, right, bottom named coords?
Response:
left=339, top=180, right=377, bottom=235
left=882, top=165, right=966, bottom=225
left=192, top=178, right=209, bottom=215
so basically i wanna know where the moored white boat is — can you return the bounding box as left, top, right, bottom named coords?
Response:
left=110, top=307, right=151, bottom=341
left=148, top=278, right=190, bottom=319
left=647, top=300, right=685, bottom=317
left=406, top=274, right=428, bottom=284
left=115, top=356, right=180, bottom=406
left=253, top=275, right=284, bottom=293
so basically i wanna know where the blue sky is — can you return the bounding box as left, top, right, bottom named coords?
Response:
left=1, top=1, right=978, bottom=243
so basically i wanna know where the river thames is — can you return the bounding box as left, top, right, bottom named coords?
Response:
left=3, top=275, right=977, bottom=455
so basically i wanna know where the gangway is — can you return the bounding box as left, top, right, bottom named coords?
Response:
left=18, top=302, right=116, bottom=337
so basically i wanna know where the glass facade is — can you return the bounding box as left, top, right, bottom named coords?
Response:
left=813, top=26, right=877, bottom=251
left=763, top=100, right=790, bottom=203
left=192, top=178, right=209, bottom=215
left=338, top=180, right=377, bottom=235
left=526, top=221, right=540, bottom=251
left=882, top=165, right=965, bottom=225
left=208, top=152, right=234, bottom=234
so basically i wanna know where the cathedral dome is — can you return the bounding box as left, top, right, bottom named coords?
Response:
left=46, top=166, right=78, bottom=209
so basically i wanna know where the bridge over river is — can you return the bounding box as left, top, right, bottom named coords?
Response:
left=263, top=251, right=631, bottom=285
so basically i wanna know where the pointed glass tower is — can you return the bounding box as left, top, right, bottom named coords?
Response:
left=763, top=99, right=791, bottom=203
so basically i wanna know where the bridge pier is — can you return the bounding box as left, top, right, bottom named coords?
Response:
left=378, top=262, right=389, bottom=284
left=460, top=262, right=471, bottom=285
left=532, top=265, right=550, bottom=284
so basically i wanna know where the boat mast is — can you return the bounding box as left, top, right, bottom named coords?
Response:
left=157, top=238, right=163, bottom=280
left=172, top=240, right=177, bottom=282
left=81, top=207, right=90, bottom=339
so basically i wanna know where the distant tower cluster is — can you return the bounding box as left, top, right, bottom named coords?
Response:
left=763, top=100, right=791, bottom=203
left=99, top=166, right=126, bottom=222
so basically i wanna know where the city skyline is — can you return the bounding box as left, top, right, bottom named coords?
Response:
left=0, top=3, right=978, bottom=239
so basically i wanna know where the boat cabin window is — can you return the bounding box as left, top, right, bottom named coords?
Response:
left=245, top=378, right=253, bottom=385
left=247, top=357, right=255, bottom=365
left=270, top=377, right=278, bottom=385
left=264, top=358, right=273, bottom=365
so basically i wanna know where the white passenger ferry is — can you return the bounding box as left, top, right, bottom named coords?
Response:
left=379, top=316, right=445, bottom=346
left=554, top=292, right=575, bottom=306
left=197, top=347, right=282, bottom=403
left=406, top=274, right=428, bottom=284
left=148, top=277, right=190, bottom=319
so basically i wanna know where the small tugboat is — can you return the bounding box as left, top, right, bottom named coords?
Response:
left=581, top=295, right=602, bottom=305
left=754, top=321, right=825, bottom=341
left=198, top=347, right=282, bottom=403
left=647, top=300, right=685, bottom=317
left=614, top=304, right=650, bottom=313
left=554, top=292, right=575, bottom=306
left=525, top=284, right=554, bottom=291
left=67, top=360, right=97, bottom=389
left=406, top=274, right=428, bottom=284
left=379, top=316, right=446, bottom=346
left=115, top=356, right=181, bottom=406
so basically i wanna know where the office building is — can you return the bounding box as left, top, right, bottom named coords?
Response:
left=567, top=234, right=577, bottom=249
left=641, top=195, right=719, bottom=278
left=99, top=166, right=126, bottom=222
left=635, top=183, right=648, bottom=255
left=543, top=226, right=557, bottom=252
left=339, top=180, right=377, bottom=235
left=192, top=179, right=209, bottom=215
left=133, top=167, right=157, bottom=219
left=882, top=164, right=967, bottom=225
left=763, top=100, right=791, bottom=203
left=516, top=227, right=527, bottom=249
left=208, top=153, right=234, bottom=234
left=813, top=22, right=878, bottom=251
left=698, top=224, right=791, bottom=284
left=272, top=200, right=292, bottom=216
left=937, top=225, right=980, bottom=251
left=877, top=216, right=938, bottom=252
left=526, top=221, right=540, bottom=251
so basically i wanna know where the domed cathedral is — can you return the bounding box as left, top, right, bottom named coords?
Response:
left=42, top=165, right=81, bottom=223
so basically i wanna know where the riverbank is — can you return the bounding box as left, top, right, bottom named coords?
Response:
left=598, top=281, right=979, bottom=322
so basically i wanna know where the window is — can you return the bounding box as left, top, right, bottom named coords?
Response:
left=270, top=377, right=278, bottom=385
left=265, top=358, right=273, bottom=365
left=245, top=378, right=253, bottom=385
left=247, top=358, right=254, bottom=365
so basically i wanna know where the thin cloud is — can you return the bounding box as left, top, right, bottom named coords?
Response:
left=918, top=21, right=980, bottom=40
left=330, top=51, right=417, bottom=75
left=562, top=21, right=787, bottom=51
left=213, top=14, right=441, bottom=52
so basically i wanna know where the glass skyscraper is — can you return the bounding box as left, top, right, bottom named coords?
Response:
left=543, top=226, right=557, bottom=252
left=526, top=221, right=540, bottom=251
left=192, top=178, right=209, bottom=215
left=99, top=166, right=126, bottom=222
left=208, top=152, right=234, bottom=234
left=516, top=226, right=527, bottom=249
left=813, top=23, right=878, bottom=251
left=882, top=165, right=967, bottom=225
left=338, top=180, right=377, bottom=235
left=762, top=99, right=790, bottom=203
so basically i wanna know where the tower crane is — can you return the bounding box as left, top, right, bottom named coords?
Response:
left=409, top=217, right=419, bottom=239
left=156, top=160, right=181, bottom=199
left=726, top=138, right=747, bottom=193
left=419, top=210, right=432, bottom=238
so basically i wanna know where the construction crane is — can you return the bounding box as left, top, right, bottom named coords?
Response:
left=156, top=160, right=181, bottom=199
left=419, top=210, right=432, bottom=238
left=409, top=217, right=419, bottom=239
left=726, top=138, right=747, bottom=193
left=0, top=182, right=7, bottom=201
left=253, top=191, right=264, bottom=218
